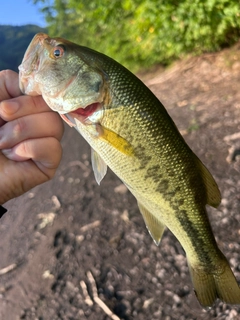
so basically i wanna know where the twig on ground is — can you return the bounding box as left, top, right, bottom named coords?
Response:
left=68, top=160, right=90, bottom=172
left=80, top=220, right=101, bottom=233
left=37, top=212, right=56, bottom=229
left=80, top=280, right=93, bottom=306
left=224, top=132, right=240, bottom=142
left=0, top=263, right=17, bottom=276
left=58, top=160, right=91, bottom=179
left=51, top=195, right=61, bottom=210
left=143, top=298, right=154, bottom=309
left=87, top=271, right=121, bottom=320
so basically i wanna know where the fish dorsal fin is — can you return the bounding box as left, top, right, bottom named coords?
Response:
left=193, top=154, right=221, bottom=208
left=137, top=201, right=165, bottom=246
left=91, top=148, right=107, bottom=185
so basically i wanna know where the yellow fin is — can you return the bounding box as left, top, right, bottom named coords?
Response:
left=188, top=254, right=240, bottom=307
left=98, top=125, right=134, bottom=156
left=193, top=154, right=221, bottom=208
left=137, top=201, right=165, bottom=246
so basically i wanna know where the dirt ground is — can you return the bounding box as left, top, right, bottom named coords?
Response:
left=1, top=44, right=240, bottom=320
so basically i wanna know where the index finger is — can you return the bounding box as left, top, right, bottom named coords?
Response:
left=0, top=69, right=53, bottom=122
left=0, top=95, right=52, bottom=122
left=0, top=70, right=21, bottom=100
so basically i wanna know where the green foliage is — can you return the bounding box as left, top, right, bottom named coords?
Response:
left=33, top=0, right=240, bottom=71
left=0, top=25, right=46, bottom=71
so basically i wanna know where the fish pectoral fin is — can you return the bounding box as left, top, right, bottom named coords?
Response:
left=91, top=148, right=107, bottom=185
left=193, top=154, right=221, bottom=208
left=137, top=201, right=165, bottom=246
left=97, top=124, right=134, bottom=156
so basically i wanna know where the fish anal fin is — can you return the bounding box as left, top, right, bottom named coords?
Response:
left=188, top=254, right=240, bottom=307
left=194, top=155, right=221, bottom=208
left=137, top=201, right=165, bottom=246
left=91, top=148, right=107, bottom=184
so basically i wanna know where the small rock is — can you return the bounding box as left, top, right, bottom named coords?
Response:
left=114, top=184, right=128, bottom=194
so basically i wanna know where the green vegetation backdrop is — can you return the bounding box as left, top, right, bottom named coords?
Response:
left=33, top=0, right=240, bottom=71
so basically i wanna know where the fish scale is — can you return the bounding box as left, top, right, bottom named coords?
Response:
left=19, top=33, right=240, bottom=307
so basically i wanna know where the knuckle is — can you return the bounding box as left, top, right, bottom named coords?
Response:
left=0, top=70, right=19, bottom=101
left=0, top=69, right=13, bottom=79
left=12, top=118, right=26, bottom=138
left=34, top=138, right=62, bottom=180
left=0, top=128, right=6, bottom=147
left=18, top=140, right=29, bottom=156
left=45, top=112, right=64, bottom=140
left=48, top=139, right=62, bottom=168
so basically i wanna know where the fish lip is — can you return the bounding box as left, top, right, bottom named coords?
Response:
left=18, top=33, right=50, bottom=94
left=18, top=56, right=40, bottom=77
left=67, top=101, right=103, bottom=124
left=19, top=33, right=49, bottom=73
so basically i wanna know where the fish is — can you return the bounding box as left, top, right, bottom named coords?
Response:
left=18, top=33, right=240, bottom=307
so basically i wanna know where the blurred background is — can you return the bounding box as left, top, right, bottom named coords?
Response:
left=0, top=0, right=240, bottom=72
left=0, top=1, right=240, bottom=319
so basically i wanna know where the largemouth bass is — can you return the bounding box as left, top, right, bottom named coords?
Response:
left=19, top=33, right=240, bottom=307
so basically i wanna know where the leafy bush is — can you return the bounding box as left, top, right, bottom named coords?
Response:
left=34, top=0, right=240, bottom=71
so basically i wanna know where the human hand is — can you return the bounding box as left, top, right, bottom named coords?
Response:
left=0, top=70, right=64, bottom=205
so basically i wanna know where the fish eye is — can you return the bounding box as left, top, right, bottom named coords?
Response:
left=51, top=45, right=65, bottom=59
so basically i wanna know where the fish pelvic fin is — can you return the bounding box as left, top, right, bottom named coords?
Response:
left=188, top=255, right=240, bottom=307
left=193, top=154, right=221, bottom=208
left=91, top=148, right=107, bottom=184
left=137, top=201, right=165, bottom=246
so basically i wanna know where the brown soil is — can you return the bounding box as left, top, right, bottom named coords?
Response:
left=1, top=44, right=240, bottom=320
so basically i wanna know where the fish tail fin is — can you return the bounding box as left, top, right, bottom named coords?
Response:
left=188, top=255, right=240, bottom=307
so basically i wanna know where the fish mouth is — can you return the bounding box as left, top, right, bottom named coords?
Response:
left=19, top=57, right=41, bottom=95
left=71, top=102, right=100, bottom=118
left=63, top=102, right=103, bottom=127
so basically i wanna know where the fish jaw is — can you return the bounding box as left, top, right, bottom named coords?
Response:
left=61, top=102, right=104, bottom=127
left=18, top=33, right=106, bottom=114
left=19, top=33, right=48, bottom=96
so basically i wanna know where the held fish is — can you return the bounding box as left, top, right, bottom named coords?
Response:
left=19, top=33, right=240, bottom=307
